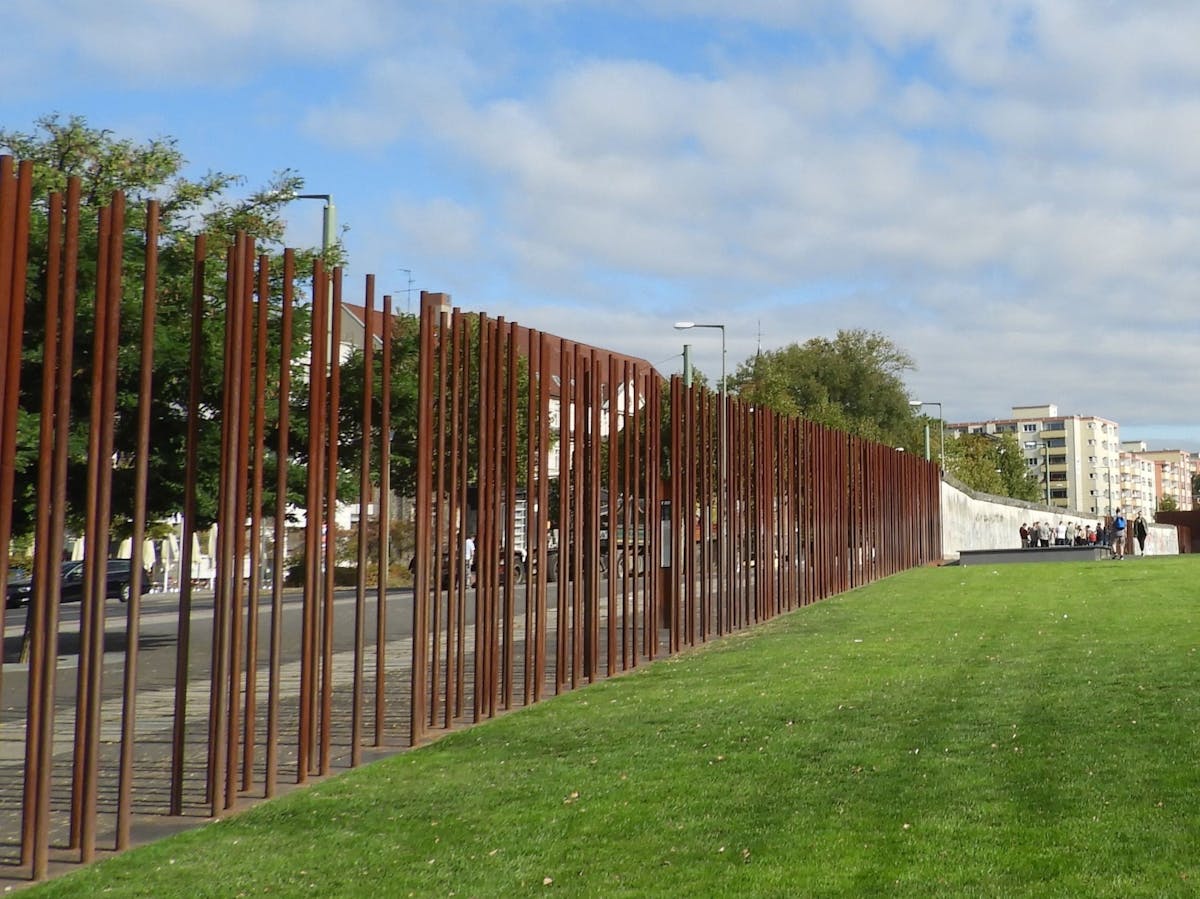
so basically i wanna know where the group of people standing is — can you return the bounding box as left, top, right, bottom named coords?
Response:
left=1019, top=509, right=1149, bottom=559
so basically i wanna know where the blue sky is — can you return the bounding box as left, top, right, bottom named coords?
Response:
left=3, top=1, right=1199, bottom=449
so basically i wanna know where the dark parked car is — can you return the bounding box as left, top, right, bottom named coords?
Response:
left=5, top=558, right=151, bottom=609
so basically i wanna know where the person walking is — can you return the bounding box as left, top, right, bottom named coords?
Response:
left=1020, top=523, right=1030, bottom=548
left=1134, top=512, right=1149, bottom=556
left=1110, top=509, right=1127, bottom=559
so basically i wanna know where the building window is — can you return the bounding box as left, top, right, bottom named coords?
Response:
left=1023, top=424, right=1038, bottom=432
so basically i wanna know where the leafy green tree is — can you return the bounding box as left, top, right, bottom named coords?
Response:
left=944, top=432, right=1041, bottom=501
left=2, top=113, right=326, bottom=539
left=1158, top=495, right=1178, bottom=512
left=727, top=329, right=920, bottom=449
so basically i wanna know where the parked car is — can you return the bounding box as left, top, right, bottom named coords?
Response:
left=5, top=559, right=151, bottom=609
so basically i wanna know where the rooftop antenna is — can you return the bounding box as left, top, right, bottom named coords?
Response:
left=398, top=268, right=414, bottom=314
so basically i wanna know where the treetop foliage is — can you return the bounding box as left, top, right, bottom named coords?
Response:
left=0, top=113, right=307, bottom=257
left=1, top=113, right=396, bottom=542
left=727, top=328, right=918, bottom=448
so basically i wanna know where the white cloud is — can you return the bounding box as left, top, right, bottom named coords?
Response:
left=6, top=1, right=1199, bottom=441
left=7, top=0, right=397, bottom=84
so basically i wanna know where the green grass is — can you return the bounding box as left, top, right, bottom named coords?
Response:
left=31, top=556, right=1200, bottom=897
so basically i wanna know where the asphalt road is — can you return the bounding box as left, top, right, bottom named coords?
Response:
left=2, top=586, right=423, bottom=721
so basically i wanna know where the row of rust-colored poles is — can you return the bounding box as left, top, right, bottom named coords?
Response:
left=408, top=312, right=943, bottom=745
left=2, top=155, right=943, bottom=884
left=1, top=168, right=407, bottom=879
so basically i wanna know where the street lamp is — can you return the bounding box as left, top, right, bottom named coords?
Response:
left=908, top=400, right=943, bottom=470
left=1095, top=464, right=1115, bottom=517
left=673, top=322, right=725, bottom=392
left=293, top=193, right=337, bottom=257
left=674, top=321, right=727, bottom=599
left=1024, top=440, right=1050, bottom=506
left=291, top=193, right=338, bottom=367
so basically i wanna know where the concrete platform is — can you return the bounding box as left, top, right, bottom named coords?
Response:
left=956, top=545, right=1111, bottom=565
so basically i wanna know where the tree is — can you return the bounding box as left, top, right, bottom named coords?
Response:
left=332, top=314, right=422, bottom=499
left=1158, top=495, right=1178, bottom=512
left=727, top=329, right=920, bottom=449
left=943, top=432, right=1041, bottom=501
left=2, top=114, right=326, bottom=539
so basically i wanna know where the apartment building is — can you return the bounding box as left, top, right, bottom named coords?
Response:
left=949, top=404, right=1193, bottom=513
left=1124, top=444, right=1194, bottom=511
left=948, top=404, right=1123, bottom=514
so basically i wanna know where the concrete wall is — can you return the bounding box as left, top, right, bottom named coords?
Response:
left=940, top=477, right=1178, bottom=561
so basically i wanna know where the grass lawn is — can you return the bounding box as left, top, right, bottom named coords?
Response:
left=29, top=556, right=1200, bottom=897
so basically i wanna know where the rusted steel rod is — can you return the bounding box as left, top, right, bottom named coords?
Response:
left=584, top=351, right=600, bottom=680
left=452, top=312, right=471, bottom=721
left=72, top=199, right=109, bottom=857
left=502, top=322, right=518, bottom=707
left=30, top=177, right=80, bottom=878
left=206, top=244, right=236, bottom=810
left=225, top=233, right=254, bottom=804
left=474, top=314, right=492, bottom=720
left=266, top=249, right=296, bottom=795
left=242, top=253, right=271, bottom=793
left=82, top=192, right=124, bottom=858
left=429, top=300, right=449, bottom=728
left=352, top=274, right=374, bottom=766
left=116, top=199, right=160, bottom=848
left=438, top=311, right=455, bottom=725
left=21, top=186, right=63, bottom=872
left=0, top=161, right=32, bottom=664
left=0, top=160, right=33, bottom=650
left=533, top=332, right=551, bottom=700
left=170, top=233, right=206, bottom=815
left=410, top=292, right=435, bottom=745
left=524, top=329, right=543, bottom=704
left=298, top=259, right=327, bottom=780
left=320, top=268, right=343, bottom=774
left=210, top=237, right=247, bottom=813
left=374, top=295, right=391, bottom=747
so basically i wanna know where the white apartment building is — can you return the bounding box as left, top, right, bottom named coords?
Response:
left=949, top=404, right=1123, bottom=514
left=1117, top=444, right=1158, bottom=514
left=1125, top=444, right=1194, bottom=511
left=949, top=404, right=1193, bottom=514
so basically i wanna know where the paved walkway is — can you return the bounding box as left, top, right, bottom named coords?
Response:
left=0, top=595, right=614, bottom=888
